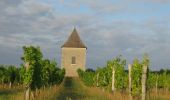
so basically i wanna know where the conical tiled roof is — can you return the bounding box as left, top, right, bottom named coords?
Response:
left=61, top=28, right=87, bottom=48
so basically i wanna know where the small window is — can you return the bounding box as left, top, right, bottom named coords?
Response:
left=71, top=56, right=76, bottom=64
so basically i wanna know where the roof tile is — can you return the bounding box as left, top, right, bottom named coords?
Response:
left=62, top=28, right=87, bottom=48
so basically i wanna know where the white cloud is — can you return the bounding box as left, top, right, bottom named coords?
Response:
left=0, top=0, right=170, bottom=70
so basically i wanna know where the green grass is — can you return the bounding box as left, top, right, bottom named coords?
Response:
left=55, top=77, right=115, bottom=100
left=0, top=88, right=24, bottom=100
left=56, top=77, right=86, bottom=99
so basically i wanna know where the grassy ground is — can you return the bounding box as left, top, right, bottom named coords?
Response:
left=0, top=78, right=170, bottom=100
left=149, top=89, right=170, bottom=100
left=0, top=88, right=24, bottom=100
left=55, top=77, right=116, bottom=100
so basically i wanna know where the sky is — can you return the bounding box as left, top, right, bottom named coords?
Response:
left=0, top=0, right=170, bottom=70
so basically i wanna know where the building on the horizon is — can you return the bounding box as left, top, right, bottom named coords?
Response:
left=61, top=28, right=87, bottom=77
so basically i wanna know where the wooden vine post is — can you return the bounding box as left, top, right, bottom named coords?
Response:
left=128, top=64, right=132, bottom=100
left=112, top=66, right=115, bottom=92
left=142, top=65, right=148, bottom=100
left=25, top=62, right=30, bottom=100
left=156, top=74, right=158, bottom=95
left=96, top=73, right=99, bottom=87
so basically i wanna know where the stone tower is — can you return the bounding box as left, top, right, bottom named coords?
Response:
left=61, top=28, right=87, bottom=77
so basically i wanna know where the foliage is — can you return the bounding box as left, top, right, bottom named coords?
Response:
left=0, top=65, right=7, bottom=84
left=7, top=66, right=18, bottom=85
left=77, top=69, right=95, bottom=86
left=131, top=54, right=150, bottom=96
left=131, top=58, right=142, bottom=96
left=0, top=65, right=20, bottom=85
left=147, top=72, right=157, bottom=89
left=78, top=56, right=127, bottom=91
left=21, top=46, right=43, bottom=90
left=41, top=59, right=65, bottom=86
left=77, top=54, right=169, bottom=96
left=21, top=46, right=65, bottom=91
left=19, top=65, right=26, bottom=84
left=111, top=56, right=127, bottom=90
left=0, top=45, right=65, bottom=91
left=94, top=56, right=127, bottom=90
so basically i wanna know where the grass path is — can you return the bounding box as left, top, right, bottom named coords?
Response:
left=55, top=77, right=114, bottom=100
left=56, top=77, right=86, bottom=99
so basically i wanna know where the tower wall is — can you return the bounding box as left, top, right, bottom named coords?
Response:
left=61, top=47, right=86, bottom=77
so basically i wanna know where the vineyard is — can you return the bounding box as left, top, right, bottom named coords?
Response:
left=0, top=46, right=170, bottom=100
left=0, top=46, right=65, bottom=100
left=78, top=55, right=170, bottom=100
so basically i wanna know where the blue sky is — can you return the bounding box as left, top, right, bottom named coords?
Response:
left=0, top=0, right=170, bottom=70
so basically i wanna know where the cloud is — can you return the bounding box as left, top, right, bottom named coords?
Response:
left=80, top=19, right=170, bottom=70
left=0, top=0, right=170, bottom=70
left=125, top=0, right=170, bottom=4
left=59, top=0, right=126, bottom=14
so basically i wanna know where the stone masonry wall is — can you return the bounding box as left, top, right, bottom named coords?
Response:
left=61, top=47, right=86, bottom=77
